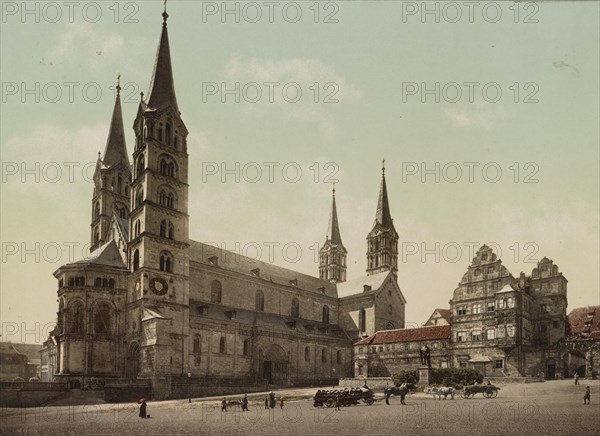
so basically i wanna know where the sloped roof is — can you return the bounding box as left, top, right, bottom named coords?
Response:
left=189, top=241, right=338, bottom=297
left=146, top=14, right=179, bottom=112
left=116, top=217, right=129, bottom=240
left=567, top=305, right=600, bottom=340
left=0, top=342, right=42, bottom=361
left=74, top=240, right=127, bottom=269
left=141, top=306, right=168, bottom=322
left=355, top=325, right=451, bottom=346
left=435, top=309, right=451, bottom=322
left=336, top=271, right=390, bottom=298
left=496, top=284, right=516, bottom=294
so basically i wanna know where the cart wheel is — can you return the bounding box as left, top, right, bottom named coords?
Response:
left=488, top=389, right=498, bottom=398
left=460, top=391, right=468, bottom=399
left=365, top=398, right=374, bottom=406
left=325, top=398, right=335, bottom=408
left=467, top=392, right=475, bottom=399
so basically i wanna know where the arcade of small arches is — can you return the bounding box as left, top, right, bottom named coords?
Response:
left=58, top=298, right=117, bottom=336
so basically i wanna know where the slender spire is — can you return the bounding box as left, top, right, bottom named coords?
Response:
left=375, top=160, right=393, bottom=228
left=327, top=183, right=343, bottom=246
left=101, top=75, right=129, bottom=167
left=147, top=2, right=179, bottom=112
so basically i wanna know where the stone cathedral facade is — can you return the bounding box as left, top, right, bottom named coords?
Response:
left=40, top=8, right=406, bottom=396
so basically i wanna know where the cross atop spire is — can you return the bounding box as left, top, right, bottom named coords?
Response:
left=116, top=73, right=121, bottom=96
left=382, top=159, right=386, bottom=175
left=147, top=2, right=179, bottom=112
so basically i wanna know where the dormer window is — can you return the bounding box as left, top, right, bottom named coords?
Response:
left=251, top=268, right=260, bottom=277
left=289, top=279, right=298, bottom=287
left=363, top=285, right=372, bottom=292
left=208, top=256, right=218, bottom=266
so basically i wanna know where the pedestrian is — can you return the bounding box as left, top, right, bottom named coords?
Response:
left=399, top=387, right=407, bottom=405
left=264, top=395, right=269, bottom=409
left=574, top=373, right=579, bottom=385
left=221, top=397, right=227, bottom=412
left=139, top=399, right=147, bottom=418
left=335, top=395, right=340, bottom=411
left=269, top=391, right=276, bottom=409
left=280, top=397, right=284, bottom=409
left=241, top=394, right=249, bottom=412
left=584, top=386, right=591, bottom=405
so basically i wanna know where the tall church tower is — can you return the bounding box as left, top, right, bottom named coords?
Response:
left=90, top=79, right=131, bottom=252
left=319, top=185, right=347, bottom=283
left=366, top=162, right=398, bottom=276
left=127, top=6, right=190, bottom=380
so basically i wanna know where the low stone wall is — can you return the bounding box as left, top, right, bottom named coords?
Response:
left=338, top=377, right=392, bottom=392
left=0, top=390, right=68, bottom=408
left=485, top=377, right=544, bottom=384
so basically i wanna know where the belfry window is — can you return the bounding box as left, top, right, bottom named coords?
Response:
left=166, top=123, right=172, bottom=145
left=159, top=252, right=173, bottom=273
left=133, top=249, right=140, bottom=271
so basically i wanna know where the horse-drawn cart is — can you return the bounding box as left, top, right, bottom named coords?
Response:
left=313, top=388, right=375, bottom=407
left=461, top=384, right=500, bottom=399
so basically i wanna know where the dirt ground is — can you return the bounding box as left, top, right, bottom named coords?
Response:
left=1, top=380, right=599, bottom=436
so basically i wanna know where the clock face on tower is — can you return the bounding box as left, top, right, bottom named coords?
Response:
left=150, top=277, right=169, bottom=296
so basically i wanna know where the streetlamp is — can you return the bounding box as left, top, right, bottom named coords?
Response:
left=187, top=372, right=192, bottom=403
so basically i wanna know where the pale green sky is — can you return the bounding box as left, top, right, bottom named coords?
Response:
left=1, top=1, right=598, bottom=343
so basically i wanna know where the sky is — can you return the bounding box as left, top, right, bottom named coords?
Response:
left=1, top=0, right=599, bottom=344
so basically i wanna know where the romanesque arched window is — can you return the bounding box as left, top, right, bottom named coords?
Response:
left=136, top=155, right=145, bottom=179
left=95, top=277, right=102, bottom=287
left=159, top=157, right=176, bottom=178
left=165, top=123, right=172, bottom=146
left=243, top=339, right=250, bottom=356
left=160, top=220, right=167, bottom=237
left=94, top=302, right=111, bottom=334
left=135, top=187, right=144, bottom=207
left=94, top=202, right=100, bottom=220
left=336, top=350, right=342, bottom=364
left=359, top=308, right=366, bottom=332
left=134, top=220, right=141, bottom=237
left=321, top=348, right=327, bottom=363
left=219, top=337, right=226, bottom=354
left=159, top=251, right=173, bottom=273
left=291, top=298, right=299, bottom=318
left=322, top=305, right=330, bottom=325
left=193, top=335, right=201, bottom=365
left=304, top=346, right=310, bottom=362
left=211, top=280, right=222, bottom=304
left=168, top=222, right=174, bottom=240
left=255, top=290, right=264, bottom=311
left=159, top=189, right=174, bottom=209
left=69, top=301, right=84, bottom=335
left=133, top=249, right=140, bottom=271
left=117, top=175, right=122, bottom=194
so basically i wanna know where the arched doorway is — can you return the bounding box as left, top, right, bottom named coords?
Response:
left=126, top=342, right=140, bottom=380
left=546, top=358, right=556, bottom=380
left=261, top=344, right=288, bottom=385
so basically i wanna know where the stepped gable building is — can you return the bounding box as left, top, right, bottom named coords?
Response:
left=353, top=245, right=572, bottom=379
left=40, top=6, right=406, bottom=396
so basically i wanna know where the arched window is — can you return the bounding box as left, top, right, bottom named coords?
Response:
left=255, top=290, right=264, bottom=311
left=135, top=188, right=144, bottom=207
left=146, top=121, right=154, bottom=138
left=94, top=230, right=100, bottom=244
left=211, top=280, right=222, bottom=304
left=291, top=298, right=299, bottom=318
left=134, top=220, right=141, bottom=237
left=322, top=305, right=330, bottom=324
left=159, top=190, right=174, bottom=208
left=193, top=335, right=201, bottom=365
left=160, top=220, right=167, bottom=237
left=359, top=308, right=366, bottom=332
left=243, top=339, right=250, bottom=356
left=68, top=277, right=75, bottom=286
left=165, top=123, right=172, bottom=145
left=109, top=279, right=115, bottom=288
left=159, top=158, right=176, bottom=178
left=94, top=302, right=111, bottom=334
left=133, top=249, right=140, bottom=271
left=336, top=350, right=342, bottom=364
left=321, top=348, right=327, bottom=363
left=69, top=301, right=84, bottom=335
left=118, top=206, right=127, bottom=219
left=168, top=222, right=174, bottom=240
left=95, top=277, right=102, bottom=287
left=304, top=346, right=310, bottom=362
left=159, top=251, right=173, bottom=273
left=219, top=337, right=226, bottom=354
left=94, top=202, right=100, bottom=220
left=117, top=175, right=122, bottom=193
left=136, top=155, right=145, bottom=179
left=158, top=127, right=163, bottom=142
left=102, top=278, right=108, bottom=288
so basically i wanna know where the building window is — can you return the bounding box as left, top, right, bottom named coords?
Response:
left=494, top=359, right=503, bottom=369
left=474, top=268, right=481, bottom=276
left=336, top=350, right=342, bottom=364
left=135, top=188, right=144, bottom=207
left=322, top=305, right=330, bottom=324
left=93, top=302, right=111, bottom=334
left=457, top=332, right=466, bottom=342
left=193, top=335, right=201, bottom=365
left=540, top=324, right=547, bottom=333
left=304, top=346, right=310, bottom=362
left=243, top=339, right=250, bottom=356
left=211, top=280, right=222, bottom=304
left=291, top=298, right=299, bottom=318
left=507, top=297, right=514, bottom=308
left=159, top=190, right=174, bottom=208
left=159, top=252, right=173, bottom=273
left=457, top=306, right=467, bottom=316
left=94, top=202, right=100, bottom=220
left=540, top=304, right=547, bottom=313
left=219, top=337, right=226, bottom=354
left=472, top=304, right=483, bottom=314
left=168, top=222, right=174, bottom=240
left=497, top=326, right=505, bottom=338
left=487, top=302, right=495, bottom=312
left=255, top=290, right=264, bottom=311
left=552, top=320, right=559, bottom=329
left=507, top=325, right=515, bottom=337
left=321, top=348, right=327, bottom=363
left=159, top=157, right=175, bottom=178
left=487, top=266, right=494, bottom=273
left=160, top=220, right=166, bottom=237
left=487, top=328, right=496, bottom=340
left=136, top=155, right=145, bottom=179
left=134, top=220, right=141, bottom=237
left=69, top=301, right=84, bottom=334
left=133, top=249, right=140, bottom=271
left=498, top=299, right=506, bottom=309
left=471, top=330, right=482, bottom=341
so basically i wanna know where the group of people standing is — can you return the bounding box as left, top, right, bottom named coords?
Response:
left=219, top=392, right=284, bottom=412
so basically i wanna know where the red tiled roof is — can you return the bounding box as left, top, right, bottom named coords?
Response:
left=354, top=325, right=451, bottom=346
left=567, top=305, right=600, bottom=340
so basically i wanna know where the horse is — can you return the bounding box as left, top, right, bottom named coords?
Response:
left=384, top=383, right=414, bottom=405
left=424, top=386, right=455, bottom=400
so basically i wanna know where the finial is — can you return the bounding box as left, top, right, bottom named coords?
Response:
left=332, top=182, right=336, bottom=196
left=116, top=73, right=121, bottom=95
left=382, top=159, right=386, bottom=175
left=140, top=91, right=144, bottom=102
left=162, top=0, right=168, bottom=24
left=98, top=151, right=101, bottom=160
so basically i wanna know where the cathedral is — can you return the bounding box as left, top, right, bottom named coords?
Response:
left=40, top=7, right=406, bottom=397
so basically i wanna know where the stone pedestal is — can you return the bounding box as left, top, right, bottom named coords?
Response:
left=418, top=366, right=432, bottom=385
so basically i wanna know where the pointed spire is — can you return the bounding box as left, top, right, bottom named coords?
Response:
left=375, top=160, right=394, bottom=228
left=101, top=75, right=129, bottom=168
left=147, top=3, right=179, bottom=112
left=327, top=183, right=344, bottom=246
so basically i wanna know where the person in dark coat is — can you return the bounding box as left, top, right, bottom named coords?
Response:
left=241, top=394, right=249, bottom=412
left=264, top=395, right=269, bottom=409
left=221, top=397, right=228, bottom=412
left=268, top=392, right=276, bottom=408
left=584, top=386, right=591, bottom=405
left=139, top=400, right=147, bottom=418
